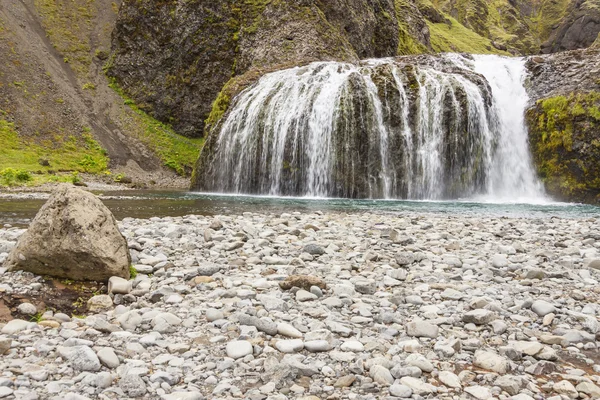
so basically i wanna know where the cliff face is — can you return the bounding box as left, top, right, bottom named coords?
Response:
left=525, top=49, right=600, bottom=203
left=108, top=0, right=409, bottom=138
left=541, top=0, right=600, bottom=54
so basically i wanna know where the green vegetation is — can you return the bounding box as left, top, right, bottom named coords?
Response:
left=427, top=15, right=506, bottom=54
left=108, top=79, right=203, bottom=175
left=528, top=92, right=600, bottom=201
left=205, top=85, right=232, bottom=133
left=34, top=0, right=96, bottom=77
left=0, top=119, right=109, bottom=187
left=129, top=265, right=138, bottom=279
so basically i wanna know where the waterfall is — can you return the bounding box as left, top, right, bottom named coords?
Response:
left=195, top=54, right=546, bottom=201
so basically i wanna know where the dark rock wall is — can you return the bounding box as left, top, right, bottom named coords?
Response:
left=108, top=0, right=406, bottom=138
left=542, top=0, right=600, bottom=54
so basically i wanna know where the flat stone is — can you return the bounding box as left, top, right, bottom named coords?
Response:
left=406, top=353, right=434, bottom=372
left=464, top=385, right=492, bottom=400
left=58, top=345, right=101, bottom=372
left=576, top=382, right=600, bottom=397
left=463, top=309, right=496, bottom=325
left=277, top=323, right=303, bottom=338
left=473, top=350, right=510, bottom=374
left=494, top=375, right=522, bottom=395
left=97, top=347, right=120, bottom=368
left=531, top=300, right=556, bottom=317
left=370, top=365, right=394, bottom=385
left=226, top=340, right=253, bottom=359
left=340, top=340, right=364, bottom=352
left=438, top=371, right=461, bottom=388
left=119, top=374, right=147, bottom=397
left=406, top=320, right=439, bottom=338
left=333, top=375, right=356, bottom=388
left=296, top=289, right=318, bottom=302
left=205, top=308, right=224, bottom=322
left=553, top=380, right=578, bottom=398
left=1, top=319, right=30, bottom=334
left=275, top=339, right=304, bottom=353
left=389, top=384, right=413, bottom=398
left=304, top=340, right=331, bottom=352
left=399, top=377, right=437, bottom=395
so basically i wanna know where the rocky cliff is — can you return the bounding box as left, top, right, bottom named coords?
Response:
left=525, top=49, right=600, bottom=203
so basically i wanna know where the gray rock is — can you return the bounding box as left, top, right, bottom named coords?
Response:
left=17, top=302, right=37, bottom=315
left=303, top=244, right=325, bottom=255
left=399, top=377, right=437, bottom=395
left=119, top=374, right=147, bottom=397
left=354, top=280, right=377, bottom=294
left=304, top=340, right=331, bottom=352
left=531, top=300, right=556, bottom=317
left=58, top=345, right=101, bottom=372
left=275, top=339, right=304, bottom=353
left=226, top=340, right=253, bottom=359
left=369, top=365, right=394, bottom=385
left=463, top=309, right=496, bottom=325
left=205, top=308, right=224, bottom=322
left=108, top=276, right=132, bottom=294
left=1, top=319, right=30, bottom=334
left=237, top=313, right=278, bottom=336
left=4, top=185, right=131, bottom=281
left=389, top=384, right=412, bottom=398
left=491, top=254, right=508, bottom=268
left=406, top=321, right=439, bottom=338
left=473, top=350, right=510, bottom=374
left=97, top=347, right=120, bottom=368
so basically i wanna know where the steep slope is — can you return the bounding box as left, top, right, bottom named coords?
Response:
left=0, top=0, right=200, bottom=187
left=431, top=0, right=575, bottom=54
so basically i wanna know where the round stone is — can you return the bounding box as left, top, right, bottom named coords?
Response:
left=226, top=340, right=253, bottom=359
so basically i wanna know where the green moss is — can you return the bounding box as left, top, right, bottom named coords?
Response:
left=427, top=15, right=506, bottom=54
left=205, top=86, right=232, bottom=133
left=0, top=119, right=109, bottom=187
left=394, top=0, right=428, bottom=55
left=108, top=79, right=203, bottom=176
left=129, top=265, right=137, bottom=279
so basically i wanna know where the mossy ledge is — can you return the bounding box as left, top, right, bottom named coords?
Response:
left=526, top=92, right=600, bottom=204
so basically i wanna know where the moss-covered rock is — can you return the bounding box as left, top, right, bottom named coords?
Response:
left=526, top=92, right=600, bottom=203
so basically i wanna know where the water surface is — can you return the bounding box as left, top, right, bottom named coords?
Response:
left=0, top=190, right=598, bottom=228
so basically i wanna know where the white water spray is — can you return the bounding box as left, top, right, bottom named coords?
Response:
left=197, top=54, right=546, bottom=202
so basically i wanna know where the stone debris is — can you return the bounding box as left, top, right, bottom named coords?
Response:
left=0, top=210, right=599, bottom=399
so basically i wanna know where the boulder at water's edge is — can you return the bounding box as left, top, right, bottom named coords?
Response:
left=4, top=184, right=130, bottom=281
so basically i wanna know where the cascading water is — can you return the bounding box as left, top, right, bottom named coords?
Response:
left=195, top=54, right=546, bottom=201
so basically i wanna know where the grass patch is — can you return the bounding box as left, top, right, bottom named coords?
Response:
left=129, top=265, right=138, bottom=279
left=108, top=78, right=203, bottom=176
left=427, top=15, right=508, bottom=54
left=34, top=0, right=96, bottom=77
left=0, top=119, right=108, bottom=187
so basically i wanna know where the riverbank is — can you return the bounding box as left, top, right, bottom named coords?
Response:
left=0, top=210, right=599, bottom=399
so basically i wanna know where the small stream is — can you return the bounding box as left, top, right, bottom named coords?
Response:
left=0, top=190, right=598, bottom=228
